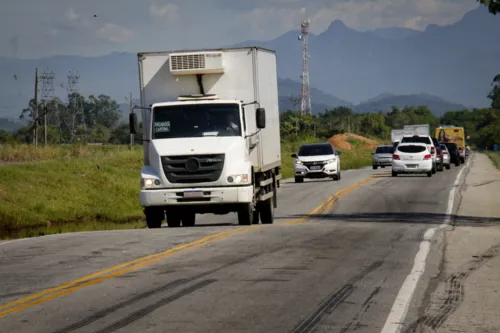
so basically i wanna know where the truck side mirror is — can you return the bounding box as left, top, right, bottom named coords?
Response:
left=256, top=108, right=266, bottom=129
left=129, top=113, right=138, bottom=134
left=291, top=153, right=297, bottom=158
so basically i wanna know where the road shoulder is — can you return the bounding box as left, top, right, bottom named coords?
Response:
left=407, top=152, right=500, bottom=333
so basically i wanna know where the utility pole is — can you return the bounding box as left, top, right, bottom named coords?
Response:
left=129, top=92, right=134, bottom=147
left=34, top=68, right=38, bottom=148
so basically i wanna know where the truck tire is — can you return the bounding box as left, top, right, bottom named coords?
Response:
left=144, top=207, right=164, bottom=229
left=252, top=207, right=260, bottom=225
left=238, top=203, right=254, bottom=225
left=166, top=210, right=181, bottom=228
left=260, top=197, right=274, bottom=224
left=182, top=212, right=196, bottom=227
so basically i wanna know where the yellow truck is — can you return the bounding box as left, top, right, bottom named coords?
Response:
left=435, top=126, right=466, bottom=163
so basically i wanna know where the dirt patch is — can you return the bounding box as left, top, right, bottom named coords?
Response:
left=328, top=133, right=378, bottom=150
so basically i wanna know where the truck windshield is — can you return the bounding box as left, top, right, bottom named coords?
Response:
left=152, top=103, right=241, bottom=139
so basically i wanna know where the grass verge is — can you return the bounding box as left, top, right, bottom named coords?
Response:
left=486, top=151, right=500, bottom=170
left=0, top=139, right=376, bottom=239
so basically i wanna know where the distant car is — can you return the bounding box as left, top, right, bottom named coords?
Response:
left=372, top=145, right=394, bottom=169
left=442, top=142, right=460, bottom=166
left=292, top=143, right=341, bottom=183
left=400, top=135, right=437, bottom=174
left=392, top=142, right=433, bottom=177
left=440, top=144, right=451, bottom=169
left=434, top=140, right=444, bottom=172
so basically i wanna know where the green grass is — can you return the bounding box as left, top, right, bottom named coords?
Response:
left=0, top=146, right=145, bottom=239
left=0, top=139, right=376, bottom=239
left=486, top=151, right=500, bottom=170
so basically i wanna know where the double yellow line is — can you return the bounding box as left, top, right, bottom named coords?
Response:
left=0, top=176, right=377, bottom=318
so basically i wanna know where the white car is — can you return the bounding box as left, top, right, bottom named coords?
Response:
left=392, top=142, right=433, bottom=177
left=400, top=134, right=437, bottom=174
left=292, top=143, right=341, bottom=183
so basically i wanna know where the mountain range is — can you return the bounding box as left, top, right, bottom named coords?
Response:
left=0, top=5, right=495, bottom=126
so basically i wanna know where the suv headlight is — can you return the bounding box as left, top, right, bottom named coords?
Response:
left=295, top=160, right=303, bottom=165
left=326, top=158, right=336, bottom=163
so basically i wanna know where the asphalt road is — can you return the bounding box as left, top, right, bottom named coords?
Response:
left=0, top=162, right=469, bottom=333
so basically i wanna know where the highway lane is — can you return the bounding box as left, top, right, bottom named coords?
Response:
left=0, top=163, right=469, bottom=333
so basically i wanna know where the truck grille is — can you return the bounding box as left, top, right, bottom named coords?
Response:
left=161, top=154, right=225, bottom=184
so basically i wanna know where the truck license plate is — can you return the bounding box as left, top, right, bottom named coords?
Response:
left=183, top=191, right=202, bottom=198
left=310, top=165, right=321, bottom=170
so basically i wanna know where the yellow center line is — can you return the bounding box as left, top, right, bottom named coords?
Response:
left=0, top=176, right=378, bottom=317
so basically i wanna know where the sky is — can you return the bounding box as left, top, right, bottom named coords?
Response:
left=1, top=0, right=479, bottom=59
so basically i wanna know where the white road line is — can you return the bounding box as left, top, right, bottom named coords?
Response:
left=380, top=155, right=472, bottom=333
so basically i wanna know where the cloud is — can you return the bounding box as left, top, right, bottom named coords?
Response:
left=96, top=23, right=135, bottom=43
left=149, top=3, right=179, bottom=22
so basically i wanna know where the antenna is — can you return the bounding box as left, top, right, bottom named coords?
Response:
left=299, top=19, right=312, bottom=116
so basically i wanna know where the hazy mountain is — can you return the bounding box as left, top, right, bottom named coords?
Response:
left=236, top=6, right=498, bottom=107
left=0, top=6, right=495, bottom=121
left=0, top=117, right=23, bottom=132
left=370, top=27, right=421, bottom=40
left=354, top=93, right=467, bottom=116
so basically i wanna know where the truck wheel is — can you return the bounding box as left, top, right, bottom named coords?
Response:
left=294, top=176, right=304, bottom=183
left=144, top=207, right=164, bottom=229
left=166, top=211, right=181, bottom=228
left=182, top=212, right=196, bottom=227
left=260, top=197, right=274, bottom=224
left=237, top=203, right=254, bottom=225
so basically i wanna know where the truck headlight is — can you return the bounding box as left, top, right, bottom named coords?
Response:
left=141, top=178, right=161, bottom=188
left=227, top=174, right=249, bottom=184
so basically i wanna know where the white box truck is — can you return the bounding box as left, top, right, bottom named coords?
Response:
left=129, top=47, right=282, bottom=228
left=403, top=124, right=430, bottom=136
left=391, top=129, right=414, bottom=148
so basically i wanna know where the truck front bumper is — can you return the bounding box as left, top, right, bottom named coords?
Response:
left=139, top=185, right=254, bottom=207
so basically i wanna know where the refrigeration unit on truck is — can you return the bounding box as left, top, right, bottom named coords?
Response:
left=129, top=47, right=282, bottom=228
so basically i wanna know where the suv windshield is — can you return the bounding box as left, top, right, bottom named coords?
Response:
left=398, top=145, right=427, bottom=153
left=376, top=146, right=393, bottom=154
left=152, top=103, right=241, bottom=139
left=401, top=136, right=431, bottom=144
left=298, top=144, right=334, bottom=156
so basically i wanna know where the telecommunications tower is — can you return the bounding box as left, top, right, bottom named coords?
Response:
left=299, top=19, right=312, bottom=115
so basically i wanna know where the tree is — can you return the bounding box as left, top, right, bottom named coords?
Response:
left=489, top=74, right=500, bottom=109
left=478, top=0, right=500, bottom=14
